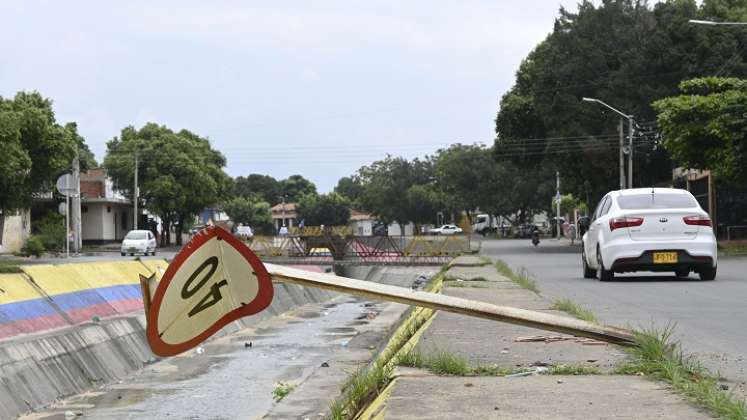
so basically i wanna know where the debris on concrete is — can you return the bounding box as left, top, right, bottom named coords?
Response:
left=514, top=335, right=608, bottom=345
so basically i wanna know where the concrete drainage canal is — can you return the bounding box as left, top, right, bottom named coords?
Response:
left=4, top=264, right=438, bottom=420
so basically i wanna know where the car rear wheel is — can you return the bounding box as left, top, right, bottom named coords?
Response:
left=596, top=246, right=614, bottom=282
left=699, top=266, right=717, bottom=281
left=582, top=248, right=596, bottom=279
left=121, top=252, right=126, bottom=256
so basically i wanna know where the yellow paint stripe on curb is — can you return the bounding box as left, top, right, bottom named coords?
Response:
left=354, top=271, right=444, bottom=420
left=356, top=377, right=399, bottom=420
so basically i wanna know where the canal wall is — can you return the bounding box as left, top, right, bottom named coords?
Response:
left=0, top=261, right=335, bottom=419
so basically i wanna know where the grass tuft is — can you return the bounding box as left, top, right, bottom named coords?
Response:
left=547, top=365, right=601, bottom=375
left=478, top=256, right=493, bottom=265
left=272, top=382, right=296, bottom=402
left=552, top=299, right=597, bottom=323
left=616, top=325, right=747, bottom=420
left=328, top=267, right=447, bottom=419
left=494, top=260, right=539, bottom=293
left=425, top=351, right=471, bottom=376
left=397, top=350, right=599, bottom=377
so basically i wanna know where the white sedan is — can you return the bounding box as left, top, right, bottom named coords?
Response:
left=430, top=224, right=463, bottom=235
left=582, top=188, right=717, bottom=281
left=121, top=230, right=157, bottom=256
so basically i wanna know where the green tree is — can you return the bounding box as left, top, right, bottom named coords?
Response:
left=552, top=193, right=586, bottom=217
left=357, top=155, right=433, bottom=231
left=297, top=193, right=351, bottom=226
left=104, top=123, right=231, bottom=245
left=404, top=184, right=441, bottom=227
left=280, top=175, right=317, bottom=203
left=434, top=143, right=504, bottom=224
left=223, top=196, right=274, bottom=234
left=333, top=176, right=364, bottom=206
left=654, top=76, right=747, bottom=184
left=233, top=174, right=281, bottom=204
left=494, top=0, right=747, bottom=205
left=0, top=91, right=88, bottom=212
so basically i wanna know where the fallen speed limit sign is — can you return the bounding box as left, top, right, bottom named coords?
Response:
left=143, top=228, right=635, bottom=357
left=145, top=226, right=273, bottom=356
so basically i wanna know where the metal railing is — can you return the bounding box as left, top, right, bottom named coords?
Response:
left=244, top=234, right=471, bottom=265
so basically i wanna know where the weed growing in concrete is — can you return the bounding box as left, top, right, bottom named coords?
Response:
left=547, top=365, right=601, bottom=375
left=426, top=351, right=471, bottom=375
left=272, top=382, right=296, bottom=402
left=552, top=299, right=597, bottom=323
left=328, top=269, right=445, bottom=419
left=395, top=351, right=424, bottom=368
left=478, top=256, right=493, bottom=266
left=616, top=325, right=746, bottom=420
left=397, top=350, right=531, bottom=377
left=494, top=260, right=539, bottom=293
left=443, top=280, right=491, bottom=288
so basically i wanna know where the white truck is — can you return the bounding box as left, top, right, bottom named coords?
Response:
left=471, top=214, right=500, bottom=236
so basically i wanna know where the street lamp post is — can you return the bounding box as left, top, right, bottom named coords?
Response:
left=582, top=97, right=635, bottom=189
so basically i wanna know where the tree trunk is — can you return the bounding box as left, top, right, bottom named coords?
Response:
left=398, top=222, right=406, bottom=237
left=160, top=217, right=170, bottom=247
left=176, top=214, right=184, bottom=246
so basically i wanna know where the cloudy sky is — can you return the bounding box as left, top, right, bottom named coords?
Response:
left=1, top=1, right=578, bottom=192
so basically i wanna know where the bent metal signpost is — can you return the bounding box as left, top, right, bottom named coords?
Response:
left=142, top=226, right=635, bottom=357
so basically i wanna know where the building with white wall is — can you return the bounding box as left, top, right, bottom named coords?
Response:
left=0, top=210, right=30, bottom=253
left=79, top=169, right=134, bottom=244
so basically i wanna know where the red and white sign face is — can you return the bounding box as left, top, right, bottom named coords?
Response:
left=146, top=226, right=273, bottom=356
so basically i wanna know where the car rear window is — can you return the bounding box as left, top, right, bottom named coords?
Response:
left=617, top=193, right=698, bottom=209
left=125, top=231, right=147, bottom=240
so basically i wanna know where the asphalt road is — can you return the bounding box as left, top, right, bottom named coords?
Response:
left=481, top=238, right=747, bottom=396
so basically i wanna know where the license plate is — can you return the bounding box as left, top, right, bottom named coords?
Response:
left=653, top=252, right=678, bottom=264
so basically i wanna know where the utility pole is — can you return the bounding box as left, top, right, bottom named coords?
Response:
left=618, top=119, right=625, bottom=189
left=581, top=97, right=634, bottom=189
left=628, top=118, right=634, bottom=189
left=72, top=152, right=81, bottom=254
left=556, top=171, right=561, bottom=240
left=65, top=193, right=70, bottom=258
left=134, top=152, right=139, bottom=230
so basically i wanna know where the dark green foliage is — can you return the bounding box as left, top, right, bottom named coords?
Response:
left=104, top=123, right=231, bottom=245
left=654, top=76, right=747, bottom=184
left=494, top=0, right=747, bottom=208
left=233, top=174, right=281, bottom=204
left=279, top=175, right=317, bottom=203
left=0, top=91, right=91, bottom=212
left=297, top=193, right=350, bottom=226
left=333, top=176, right=364, bottom=206
left=356, top=155, right=435, bottom=227
left=33, top=211, right=66, bottom=252
left=222, top=196, right=274, bottom=234
left=22, top=236, right=45, bottom=258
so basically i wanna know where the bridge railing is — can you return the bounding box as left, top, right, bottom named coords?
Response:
left=243, top=234, right=471, bottom=261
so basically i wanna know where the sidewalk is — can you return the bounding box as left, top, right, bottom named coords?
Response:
left=377, top=256, right=712, bottom=419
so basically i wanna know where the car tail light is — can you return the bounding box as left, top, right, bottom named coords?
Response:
left=609, top=217, right=644, bottom=231
left=683, top=215, right=712, bottom=227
